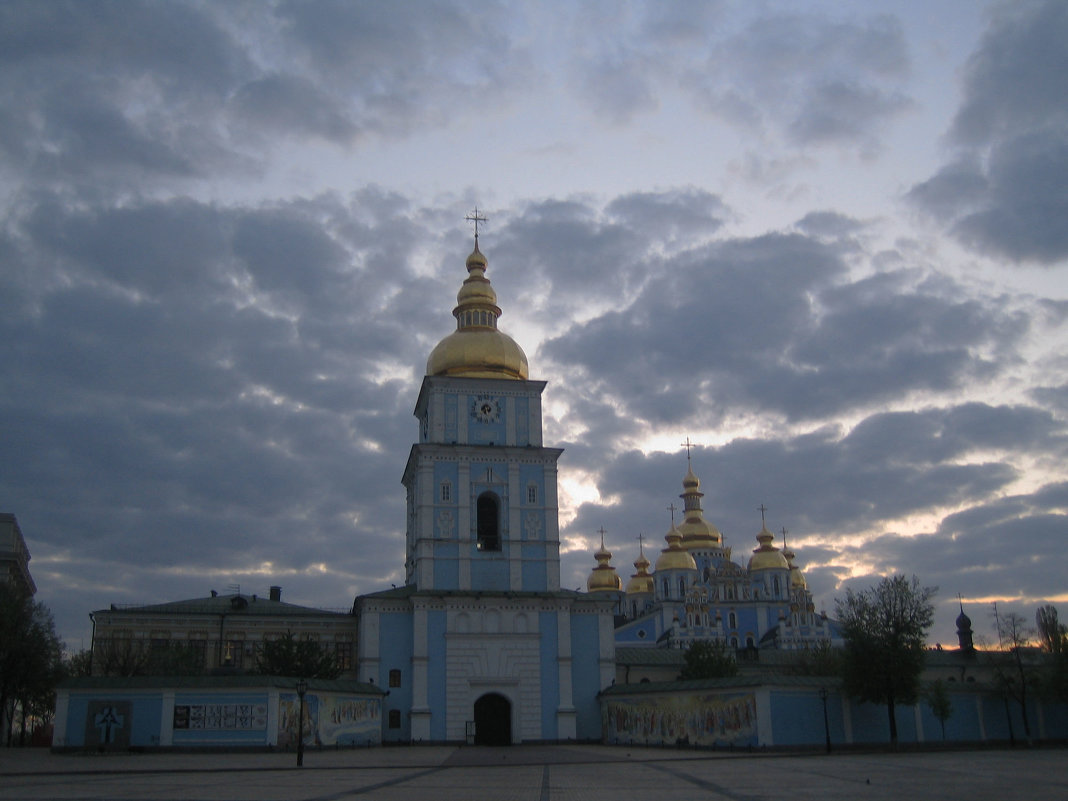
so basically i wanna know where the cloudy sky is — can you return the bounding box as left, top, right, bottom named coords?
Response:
left=3, top=0, right=1067, bottom=651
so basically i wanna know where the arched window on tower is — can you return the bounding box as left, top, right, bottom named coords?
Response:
left=662, top=578, right=670, bottom=599
left=772, top=575, right=781, bottom=597
left=476, top=492, right=501, bottom=551
left=678, top=577, right=686, bottom=597
left=729, top=611, right=737, bottom=630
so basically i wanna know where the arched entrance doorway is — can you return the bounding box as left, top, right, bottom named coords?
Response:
left=473, top=693, right=511, bottom=746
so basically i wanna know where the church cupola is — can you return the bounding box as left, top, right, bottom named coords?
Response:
left=426, top=232, right=528, bottom=380
left=675, top=442, right=723, bottom=550
left=587, top=528, right=623, bottom=592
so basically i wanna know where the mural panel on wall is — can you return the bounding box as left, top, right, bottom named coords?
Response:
left=603, top=692, right=757, bottom=746
left=278, top=693, right=380, bottom=747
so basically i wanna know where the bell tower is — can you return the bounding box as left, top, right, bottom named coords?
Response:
left=402, top=234, right=563, bottom=592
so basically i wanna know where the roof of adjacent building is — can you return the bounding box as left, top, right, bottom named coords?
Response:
left=94, top=593, right=352, bottom=618
left=58, top=675, right=384, bottom=694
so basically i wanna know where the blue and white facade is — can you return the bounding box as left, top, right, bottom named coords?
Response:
left=598, top=464, right=840, bottom=652
left=355, top=241, right=616, bottom=744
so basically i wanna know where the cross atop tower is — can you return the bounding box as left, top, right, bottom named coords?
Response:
left=758, top=503, right=768, bottom=527
left=465, top=207, right=487, bottom=245
left=637, top=532, right=646, bottom=555
left=681, top=437, right=695, bottom=468
left=667, top=503, right=677, bottom=527
left=781, top=526, right=788, bottom=548
left=597, top=526, right=608, bottom=548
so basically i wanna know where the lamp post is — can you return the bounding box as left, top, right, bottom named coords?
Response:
left=295, top=678, right=307, bottom=767
left=818, top=687, right=831, bottom=754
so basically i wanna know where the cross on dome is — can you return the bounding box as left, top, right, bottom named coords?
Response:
left=465, top=207, right=488, bottom=246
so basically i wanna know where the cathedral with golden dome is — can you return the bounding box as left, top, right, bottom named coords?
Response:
left=587, top=454, right=839, bottom=652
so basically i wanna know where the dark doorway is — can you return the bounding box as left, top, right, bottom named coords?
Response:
left=473, top=693, right=511, bottom=746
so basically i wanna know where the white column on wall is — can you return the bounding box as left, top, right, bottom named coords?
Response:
left=458, top=461, right=471, bottom=589
left=411, top=605, right=431, bottom=741
left=555, top=607, right=577, bottom=739
left=53, top=691, right=69, bottom=747
left=267, top=688, right=279, bottom=746
left=509, top=462, right=522, bottom=590
left=755, top=688, right=773, bottom=746
left=842, top=693, right=853, bottom=744
left=159, top=690, right=175, bottom=746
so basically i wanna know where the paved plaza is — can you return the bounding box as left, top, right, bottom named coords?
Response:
left=1, top=744, right=1064, bottom=801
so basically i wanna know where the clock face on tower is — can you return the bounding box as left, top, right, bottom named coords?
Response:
left=470, top=394, right=502, bottom=424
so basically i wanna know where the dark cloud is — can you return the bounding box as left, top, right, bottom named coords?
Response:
left=909, top=0, right=1068, bottom=264
left=541, top=230, right=1029, bottom=426
left=949, top=0, right=1068, bottom=147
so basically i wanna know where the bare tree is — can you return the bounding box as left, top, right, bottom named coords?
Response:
left=991, top=607, right=1034, bottom=746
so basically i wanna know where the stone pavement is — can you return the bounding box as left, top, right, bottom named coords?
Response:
left=1, top=744, right=1065, bottom=801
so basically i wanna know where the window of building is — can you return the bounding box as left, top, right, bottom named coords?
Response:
left=678, top=577, right=686, bottom=597
left=729, top=611, right=737, bottom=630
left=772, top=575, right=781, bottom=597
left=440, top=481, right=452, bottom=503
left=527, top=484, right=538, bottom=505
left=661, top=578, right=669, bottom=598
left=476, top=492, right=501, bottom=551
left=335, top=641, right=353, bottom=671
left=730, top=636, right=739, bottom=648
left=388, top=709, right=401, bottom=729
left=389, top=669, right=401, bottom=688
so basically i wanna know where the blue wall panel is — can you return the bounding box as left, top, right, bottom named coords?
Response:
left=427, top=609, right=448, bottom=741
left=570, top=614, right=603, bottom=741
left=379, top=611, right=414, bottom=742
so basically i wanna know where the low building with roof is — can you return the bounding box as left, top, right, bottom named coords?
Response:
left=89, top=586, right=356, bottom=678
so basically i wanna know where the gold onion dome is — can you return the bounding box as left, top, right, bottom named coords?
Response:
left=587, top=531, right=622, bottom=592
left=783, top=545, right=807, bottom=589
left=655, top=525, right=698, bottom=572
left=626, top=543, right=654, bottom=595
left=677, top=466, right=723, bottom=549
left=426, top=242, right=529, bottom=380
left=748, top=526, right=789, bottom=571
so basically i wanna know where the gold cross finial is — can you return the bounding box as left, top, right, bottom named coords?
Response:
left=758, top=504, right=768, bottom=527
left=681, top=437, right=695, bottom=468
left=465, top=207, right=487, bottom=246
left=667, top=503, right=677, bottom=527
left=597, top=526, right=607, bottom=548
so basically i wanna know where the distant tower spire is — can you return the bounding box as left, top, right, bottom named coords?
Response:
left=781, top=526, right=788, bottom=549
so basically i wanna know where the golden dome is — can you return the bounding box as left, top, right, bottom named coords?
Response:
left=625, top=543, right=654, bottom=595
left=676, top=464, right=723, bottom=550
left=748, top=526, right=789, bottom=571
left=587, top=530, right=622, bottom=592
left=426, top=242, right=529, bottom=380
left=783, top=545, right=808, bottom=589
left=654, top=525, right=698, bottom=572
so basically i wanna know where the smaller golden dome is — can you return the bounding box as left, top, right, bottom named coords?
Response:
left=626, top=543, right=654, bottom=595
left=748, top=526, right=789, bottom=571
left=655, top=525, right=698, bottom=572
left=783, top=546, right=808, bottom=589
left=587, top=530, right=622, bottom=592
